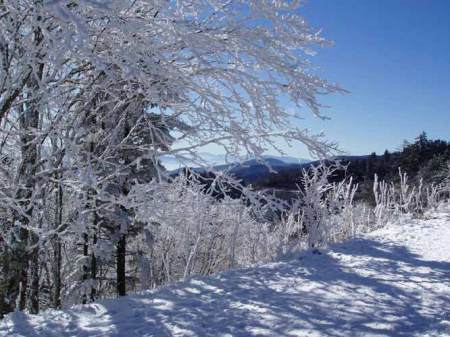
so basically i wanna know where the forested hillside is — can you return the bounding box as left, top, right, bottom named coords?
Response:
left=238, top=133, right=450, bottom=203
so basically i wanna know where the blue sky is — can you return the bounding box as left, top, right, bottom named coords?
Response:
left=288, top=0, right=450, bottom=157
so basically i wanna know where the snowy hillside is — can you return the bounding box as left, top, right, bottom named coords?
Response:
left=2, top=211, right=449, bottom=337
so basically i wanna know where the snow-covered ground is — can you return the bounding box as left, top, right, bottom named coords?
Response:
left=2, top=211, right=449, bottom=337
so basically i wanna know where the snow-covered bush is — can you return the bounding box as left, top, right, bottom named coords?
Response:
left=397, top=168, right=418, bottom=213
left=274, top=210, right=306, bottom=256
left=276, top=163, right=450, bottom=257
left=351, top=202, right=376, bottom=234
left=373, top=167, right=449, bottom=226
left=276, top=163, right=359, bottom=253
left=129, top=173, right=275, bottom=288
left=425, top=183, right=445, bottom=210
left=373, top=174, right=396, bottom=227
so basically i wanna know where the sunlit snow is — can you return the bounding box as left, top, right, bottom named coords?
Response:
left=2, top=210, right=449, bottom=337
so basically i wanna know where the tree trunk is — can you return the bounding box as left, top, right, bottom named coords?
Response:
left=29, top=234, right=40, bottom=314
left=82, top=233, right=89, bottom=304
left=0, top=246, right=11, bottom=318
left=15, top=227, right=30, bottom=311
left=52, top=178, right=63, bottom=309
left=53, top=239, right=62, bottom=309
left=9, top=17, right=45, bottom=313
left=116, top=234, right=126, bottom=297
left=90, top=231, right=97, bottom=302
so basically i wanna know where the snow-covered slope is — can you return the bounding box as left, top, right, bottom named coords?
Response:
left=2, top=211, right=449, bottom=337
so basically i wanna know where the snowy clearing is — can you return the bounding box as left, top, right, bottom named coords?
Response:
left=1, top=211, right=449, bottom=337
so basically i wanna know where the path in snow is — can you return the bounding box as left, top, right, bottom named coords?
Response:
left=1, top=211, right=450, bottom=337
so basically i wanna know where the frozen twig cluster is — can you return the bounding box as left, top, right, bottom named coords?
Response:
left=295, top=164, right=358, bottom=251
left=373, top=168, right=448, bottom=228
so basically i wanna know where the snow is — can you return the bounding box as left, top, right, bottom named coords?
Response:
left=2, top=211, right=449, bottom=337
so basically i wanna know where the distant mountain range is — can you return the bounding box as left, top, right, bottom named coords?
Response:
left=159, top=153, right=311, bottom=171
left=161, top=153, right=377, bottom=187
left=160, top=135, right=450, bottom=201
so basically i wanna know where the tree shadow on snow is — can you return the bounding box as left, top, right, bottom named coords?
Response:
left=3, top=238, right=449, bottom=337
left=135, top=238, right=450, bottom=337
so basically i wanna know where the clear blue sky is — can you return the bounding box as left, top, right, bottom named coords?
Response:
left=289, top=0, right=450, bottom=157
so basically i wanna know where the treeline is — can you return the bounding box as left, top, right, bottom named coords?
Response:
left=341, top=133, right=449, bottom=202
left=257, top=133, right=450, bottom=203
left=345, top=133, right=449, bottom=184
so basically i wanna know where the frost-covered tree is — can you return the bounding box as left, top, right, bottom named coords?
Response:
left=0, top=0, right=344, bottom=316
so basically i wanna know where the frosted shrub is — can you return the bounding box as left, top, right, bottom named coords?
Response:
left=373, top=168, right=449, bottom=226
left=233, top=215, right=276, bottom=267
left=373, top=174, right=396, bottom=227
left=275, top=210, right=306, bottom=256
left=129, top=174, right=276, bottom=287
left=298, top=165, right=331, bottom=250
left=327, top=177, right=358, bottom=242
left=285, top=163, right=359, bottom=252
left=351, top=203, right=376, bottom=234
left=397, top=168, right=417, bottom=213
left=426, top=183, right=446, bottom=210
